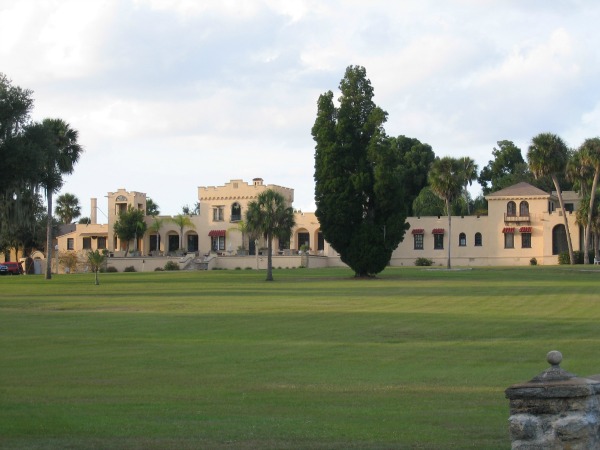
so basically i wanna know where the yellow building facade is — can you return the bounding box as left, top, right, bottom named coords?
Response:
left=43, top=179, right=586, bottom=272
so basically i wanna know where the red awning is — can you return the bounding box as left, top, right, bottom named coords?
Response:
left=208, top=230, right=226, bottom=237
left=519, top=227, right=532, bottom=233
left=502, top=227, right=515, bottom=233
left=432, top=228, right=445, bottom=234
left=411, top=228, right=424, bottom=235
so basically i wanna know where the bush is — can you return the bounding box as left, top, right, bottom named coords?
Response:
left=530, top=257, right=537, bottom=266
left=105, top=266, right=118, bottom=273
left=154, top=267, right=164, bottom=271
left=124, top=266, right=136, bottom=272
left=415, top=257, right=434, bottom=267
left=164, top=261, right=180, bottom=271
left=559, top=251, right=585, bottom=265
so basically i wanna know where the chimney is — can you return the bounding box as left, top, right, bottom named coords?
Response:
left=91, top=198, right=97, bottom=224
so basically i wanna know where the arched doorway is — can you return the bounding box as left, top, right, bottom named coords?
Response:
left=552, top=224, right=568, bottom=255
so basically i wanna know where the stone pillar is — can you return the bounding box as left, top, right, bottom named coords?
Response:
left=505, top=351, right=600, bottom=449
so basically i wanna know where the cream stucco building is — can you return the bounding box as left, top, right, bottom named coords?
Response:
left=45, top=179, right=587, bottom=272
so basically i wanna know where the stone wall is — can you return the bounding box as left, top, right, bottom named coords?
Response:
left=505, top=351, right=600, bottom=449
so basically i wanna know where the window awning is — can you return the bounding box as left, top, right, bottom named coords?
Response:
left=519, top=227, right=532, bottom=233
left=411, top=228, right=424, bottom=235
left=208, top=230, right=226, bottom=237
left=432, top=228, right=445, bottom=234
left=502, top=227, right=515, bottom=233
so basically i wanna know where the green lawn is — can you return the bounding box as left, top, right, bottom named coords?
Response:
left=1, top=266, right=600, bottom=449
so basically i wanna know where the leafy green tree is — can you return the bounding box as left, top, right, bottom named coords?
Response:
left=245, top=189, right=295, bottom=281
left=389, top=136, right=435, bottom=215
left=37, top=118, right=83, bottom=279
left=312, top=65, right=413, bottom=277
left=527, top=132, right=574, bottom=264
left=0, top=74, right=39, bottom=254
left=87, top=249, right=107, bottom=285
left=55, top=193, right=81, bottom=224
left=145, top=197, right=160, bottom=216
left=428, top=157, right=465, bottom=269
left=579, top=137, right=600, bottom=264
left=181, top=202, right=200, bottom=216
left=170, top=213, right=195, bottom=251
left=412, top=186, right=469, bottom=217
left=113, top=206, right=147, bottom=256
left=478, top=141, right=530, bottom=194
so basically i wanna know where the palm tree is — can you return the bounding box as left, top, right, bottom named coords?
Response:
left=428, top=157, right=464, bottom=269
left=55, top=193, right=81, bottom=224
left=579, top=137, right=600, bottom=264
left=170, top=213, right=195, bottom=251
left=145, top=197, right=160, bottom=216
left=458, top=157, right=478, bottom=215
left=227, top=219, right=251, bottom=254
left=147, top=217, right=164, bottom=255
left=245, top=189, right=295, bottom=281
left=527, top=133, right=574, bottom=264
left=87, top=249, right=107, bottom=285
left=37, top=119, right=83, bottom=279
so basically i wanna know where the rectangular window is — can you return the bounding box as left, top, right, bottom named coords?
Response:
left=83, top=237, right=92, bottom=249
left=212, top=235, right=225, bottom=251
left=414, top=234, right=424, bottom=250
left=67, top=238, right=74, bottom=250
left=434, top=234, right=444, bottom=250
left=521, top=233, right=531, bottom=249
left=213, top=207, right=224, bottom=221
left=97, top=237, right=107, bottom=250
left=504, top=233, right=514, bottom=249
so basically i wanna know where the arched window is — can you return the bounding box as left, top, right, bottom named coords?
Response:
left=519, top=201, right=529, bottom=217
left=231, top=202, right=241, bottom=222
left=474, top=232, right=482, bottom=246
left=459, top=233, right=466, bottom=246
left=507, top=201, right=516, bottom=217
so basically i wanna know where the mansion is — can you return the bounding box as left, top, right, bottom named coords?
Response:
left=5, top=178, right=586, bottom=272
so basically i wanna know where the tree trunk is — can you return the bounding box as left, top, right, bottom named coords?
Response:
left=266, top=233, right=273, bottom=281
left=45, top=191, right=53, bottom=280
left=446, top=198, right=452, bottom=270
left=552, top=175, right=575, bottom=265
left=584, top=169, right=599, bottom=264
left=94, top=270, right=99, bottom=285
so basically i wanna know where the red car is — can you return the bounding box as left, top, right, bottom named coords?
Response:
left=0, top=261, right=23, bottom=275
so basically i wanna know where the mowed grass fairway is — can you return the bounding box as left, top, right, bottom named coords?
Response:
left=1, top=266, right=600, bottom=449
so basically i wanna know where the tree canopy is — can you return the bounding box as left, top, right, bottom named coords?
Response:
left=245, top=189, right=295, bottom=281
left=55, top=193, right=81, bottom=224
left=313, top=65, right=424, bottom=277
left=113, top=206, right=147, bottom=256
left=428, top=156, right=468, bottom=269
left=527, top=132, right=574, bottom=264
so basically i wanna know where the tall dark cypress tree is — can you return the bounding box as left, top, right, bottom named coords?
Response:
left=312, top=65, right=411, bottom=277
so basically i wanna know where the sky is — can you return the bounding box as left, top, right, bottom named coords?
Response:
left=2, top=0, right=600, bottom=219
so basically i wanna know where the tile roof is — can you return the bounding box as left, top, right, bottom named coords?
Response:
left=486, top=182, right=549, bottom=198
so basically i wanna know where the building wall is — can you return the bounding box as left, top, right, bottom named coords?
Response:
left=50, top=180, right=585, bottom=269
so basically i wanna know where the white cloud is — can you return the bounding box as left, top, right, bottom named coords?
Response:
left=5, top=0, right=600, bottom=215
